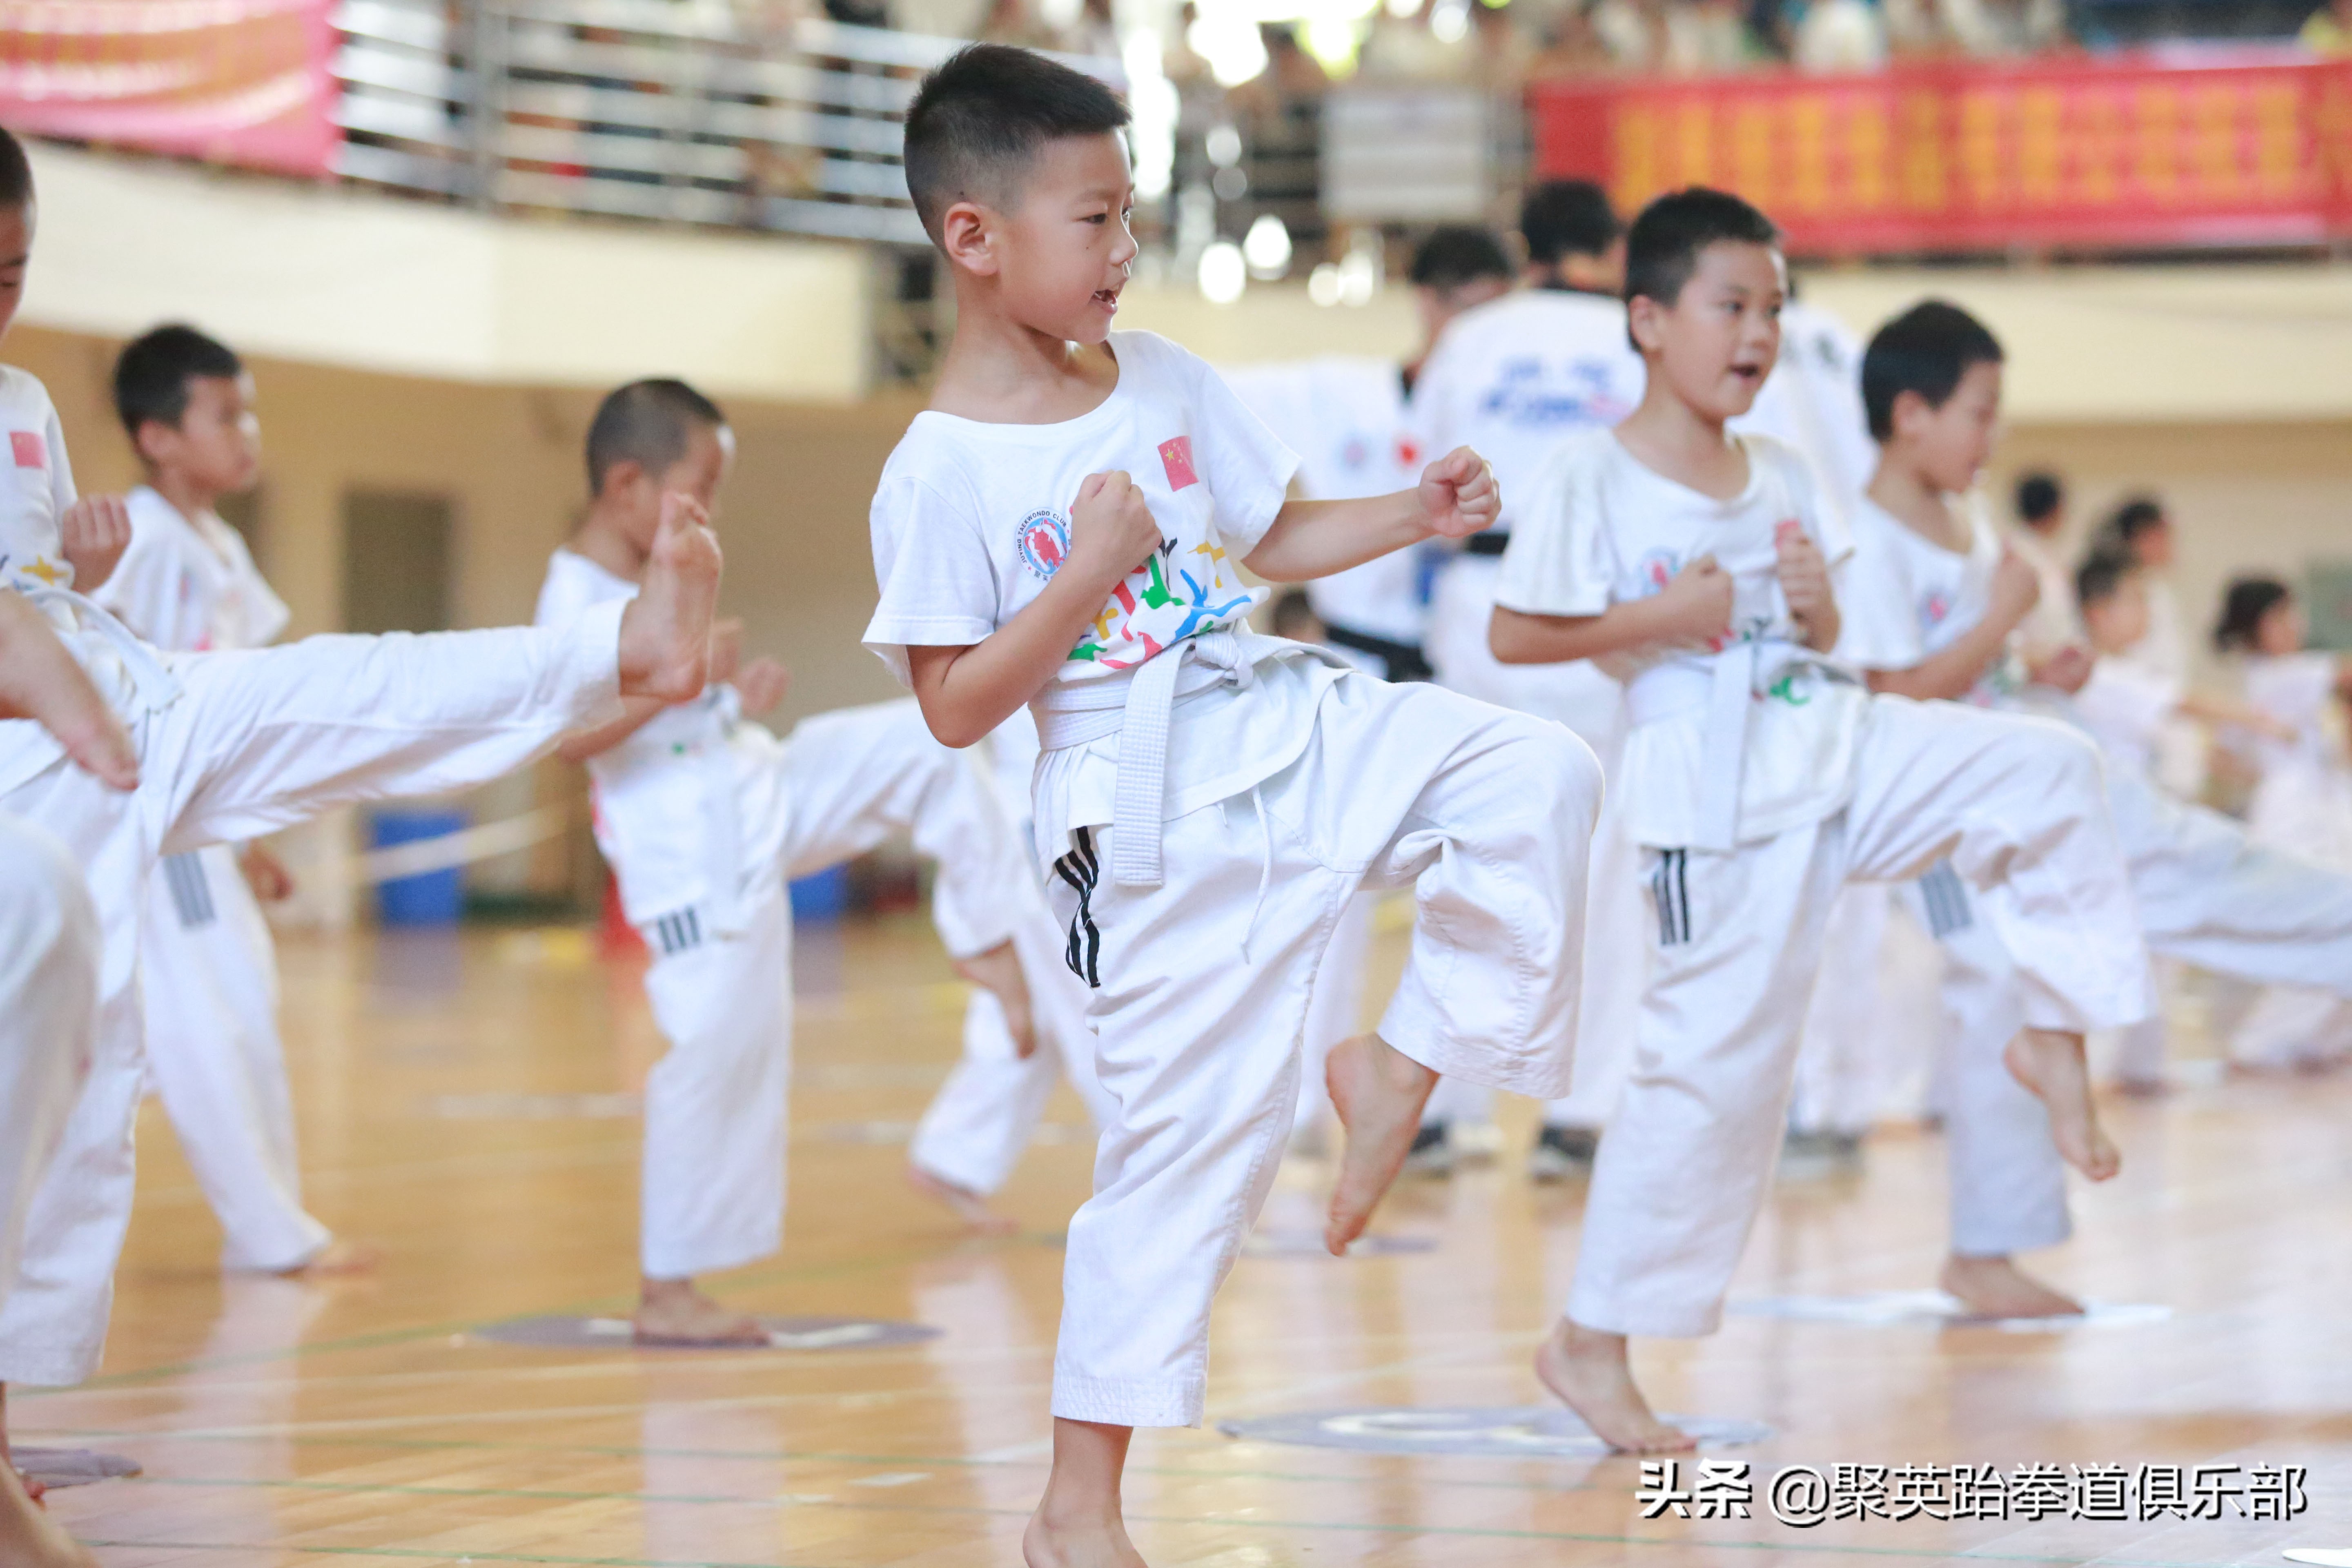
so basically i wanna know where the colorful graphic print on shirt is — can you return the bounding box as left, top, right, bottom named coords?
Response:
left=1068, top=532, right=1255, bottom=671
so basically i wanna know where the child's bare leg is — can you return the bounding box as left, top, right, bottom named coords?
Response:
left=1025, top=1417, right=1144, bottom=1568
left=0, top=1459, right=95, bottom=1568
left=907, top=1163, right=1020, bottom=1236
left=1941, top=1254, right=2083, bottom=1319
left=1323, top=1033, right=1438, bottom=1255
left=2002, top=1028, right=2120, bottom=1181
left=633, top=1276, right=768, bottom=1346
left=615, top=506, right=722, bottom=703
left=953, top=939, right=1036, bottom=1059
left=1536, top=1319, right=1696, bottom=1454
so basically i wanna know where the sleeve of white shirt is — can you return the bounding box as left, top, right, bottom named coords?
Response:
left=1181, top=349, right=1298, bottom=556
left=1491, top=435, right=1617, bottom=618
left=1832, top=519, right=1928, bottom=672
left=44, top=395, right=74, bottom=521
left=862, top=465, right=1002, bottom=687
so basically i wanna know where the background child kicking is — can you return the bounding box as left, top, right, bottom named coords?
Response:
left=91, top=323, right=362, bottom=1278
left=535, top=377, right=1041, bottom=1341
left=1490, top=189, right=2152, bottom=1452
left=865, top=45, right=1601, bottom=1567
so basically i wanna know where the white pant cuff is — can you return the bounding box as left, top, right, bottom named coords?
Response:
left=1378, top=995, right=1575, bottom=1102
left=1949, top=1221, right=2071, bottom=1259
left=1050, top=1369, right=1205, bottom=1428
left=0, top=1342, right=105, bottom=1389
left=640, top=1236, right=778, bottom=1282
left=1564, top=1296, right=1726, bottom=1340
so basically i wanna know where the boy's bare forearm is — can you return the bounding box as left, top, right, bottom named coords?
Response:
left=1490, top=601, right=1681, bottom=666
left=1243, top=494, right=1428, bottom=584
left=557, top=695, right=673, bottom=764
left=909, top=565, right=1125, bottom=748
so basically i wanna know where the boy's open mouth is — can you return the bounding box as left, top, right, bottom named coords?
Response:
left=1094, top=286, right=1123, bottom=309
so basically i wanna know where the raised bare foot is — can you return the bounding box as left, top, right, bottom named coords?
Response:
left=909, top=1163, right=1020, bottom=1236
left=633, top=1277, right=768, bottom=1346
left=616, top=494, right=722, bottom=703
left=1022, top=1510, right=1147, bottom=1568
left=1941, top=1254, right=2084, bottom=1319
left=2004, top=1027, right=2120, bottom=1181
left=1323, top=1034, right=1437, bottom=1256
left=1535, top=1319, right=1695, bottom=1454
left=0, top=1462, right=97, bottom=1567
left=953, top=939, right=1037, bottom=1059
left=275, top=1238, right=380, bottom=1278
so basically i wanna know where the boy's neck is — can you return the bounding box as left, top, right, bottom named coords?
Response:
left=1613, top=376, right=1745, bottom=498
left=930, top=285, right=1118, bottom=425
left=569, top=507, right=651, bottom=583
left=1865, top=451, right=1964, bottom=546
left=146, top=470, right=220, bottom=525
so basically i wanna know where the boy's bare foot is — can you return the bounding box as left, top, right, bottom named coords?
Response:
left=2004, top=1028, right=2120, bottom=1181
left=616, top=497, right=722, bottom=703
left=1535, top=1319, right=1696, bottom=1454
left=0, top=1461, right=97, bottom=1567
left=953, top=939, right=1037, bottom=1058
left=633, top=1277, right=768, bottom=1346
left=1941, top=1254, right=2084, bottom=1319
left=1027, top=1419, right=1145, bottom=1568
left=274, top=1238, right=380, bottom=1278
left=1323, top=1034, right=1438, bottom=1256
left=908, top=1164, right=1020, bottom=1236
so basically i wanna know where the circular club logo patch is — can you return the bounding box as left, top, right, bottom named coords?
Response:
left=1016, top=508, right=1072, bottom=581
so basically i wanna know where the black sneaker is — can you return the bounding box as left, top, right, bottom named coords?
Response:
left=1402, top=1121, right=1456, bottom=1175
left=1528, top=1123, right=1599, bottom=1181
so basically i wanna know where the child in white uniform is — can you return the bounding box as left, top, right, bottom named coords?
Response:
left=0, top=116, right=724, bottom=1439
left=2209, top=576, right=2352, bottom=1068
left=1410, top=181, right=1650, bottom=1175
left=867, top=48, right=1600, bottom=1563
left=1492, top=194, right=2149, bottom=1451
left=0, top=592, right=122, bottom=1567
left=536, top=379, right=1038, bottom=1334
left=88, top=325, right=349, bottom=1276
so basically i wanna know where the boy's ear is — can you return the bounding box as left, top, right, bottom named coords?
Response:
left=939, top=199, right=1002, bottom=278
left=1887, top=387, right=1932, bottom=440
left=131, top=416, right=176, bottom=468
left=1626, top=293, right=1668, bottom=356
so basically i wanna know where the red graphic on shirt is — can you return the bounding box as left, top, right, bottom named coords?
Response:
left=1394, top=436, right=1421, bottom=470
left=11, top=431, right=45, bottom=469
left=1158, top=435, right=1198, bottom=491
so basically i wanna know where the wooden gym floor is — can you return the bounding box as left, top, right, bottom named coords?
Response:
left=27, top=913, right=2352, bottom=1566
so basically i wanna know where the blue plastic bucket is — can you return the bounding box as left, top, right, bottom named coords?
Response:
left=371, top=808, right=468, bottom=927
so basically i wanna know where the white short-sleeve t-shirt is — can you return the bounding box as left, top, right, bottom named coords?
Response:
left=865, top=331, right=1327, bottom=841
left=536, top=547, right=777, bottom=926
left=95, top=487, right=290, bottom=655
left=1834, top=492, right=2018, bottom=703
left=864, top=330, right=1294, bottom=685
left=1219, top=354, right=1426, bottom=647
left=1410, top=289, right=1646, bottom=532
left=1495, top=429, right=1866, bottom=848
left=1730, top=300, right=1875, bottom=536
left=0, top=365, right=80, bottom=612
left=2071, top=658, right=2179, bottom=780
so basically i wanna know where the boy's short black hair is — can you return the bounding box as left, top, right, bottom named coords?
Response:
left=1859, top=300, right=2005, bottom=442
left=1623, top=187, right=1779, bottom=318
left=0, top=127, right=31, bottom=211
left=1408, top=225, right=1512, bottom=292
left=2105, top=495, right=2167, bottom=546
left=2016, top=471, right=2062, bottom=527
left=2214, top=575, right=2292, bottom=653
left=1269, top=588, right=1320, bottom=641
left=902, top=45, right=1131, bottom=247
left=586, top=379, right=726, bottom=496
left=2075, top=548, right=2139, bottom=612
left=1521, top=180, right=1620, bottom=267
left=114, top=324, right=244, bottom=440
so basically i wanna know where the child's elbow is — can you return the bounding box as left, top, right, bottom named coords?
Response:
left=915, top=699, right=987, bottom=750
left=1489, top=612, right=1539, bottom=665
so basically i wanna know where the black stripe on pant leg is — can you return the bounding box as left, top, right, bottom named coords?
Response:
left=1052, top=826, right=1103, bottom=989
left=165, top=853, right=216, bottom=929
left=1675, top=851, right=1692, bottom=947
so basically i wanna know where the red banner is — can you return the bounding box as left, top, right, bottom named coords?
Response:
left=0, top=0, right=339, bottom=178
left=1530, top=51, right=2352, bottom=255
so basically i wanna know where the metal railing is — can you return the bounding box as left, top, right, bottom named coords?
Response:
left=332, top=0, right=1121, bottom=246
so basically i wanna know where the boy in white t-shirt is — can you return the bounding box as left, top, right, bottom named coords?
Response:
left=89, top=324, right=359, bottom=1278
left=866, top=47, right=1600, bottom=1564
left=1492, top=193, right=2150, bottom=1450
left=535, top=379, right=1041, bottom=1333
left=0, top=124, right=724, bottom=1458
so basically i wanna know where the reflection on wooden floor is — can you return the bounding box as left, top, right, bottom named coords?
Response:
left=30, top=917, right=2352, bottom=1566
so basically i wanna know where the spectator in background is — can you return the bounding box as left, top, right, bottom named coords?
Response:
left=1064, top=0, right=1118, bottom=61
left=1529, top=1, right=1618, bottom=76
left=1794, top=0, right=1890, bottom=69
left=1932, top=0, right=2069, bottom=54
left=976, top=0, right=1061, bottom=51
left=2303, top=0, right=2352, bottom=53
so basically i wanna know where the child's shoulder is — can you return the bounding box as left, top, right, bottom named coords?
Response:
left=0, top=362, right=56, bottom=419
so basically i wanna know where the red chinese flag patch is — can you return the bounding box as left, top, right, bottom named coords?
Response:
left=10, top=431, right=44, bottom=469
left=1158, top=435, right=1198, bottom=492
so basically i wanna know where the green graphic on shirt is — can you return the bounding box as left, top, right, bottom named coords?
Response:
left=1767, top=671, right=1812, bottom=707
left=1139, top=552, right=1178, bottom=610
